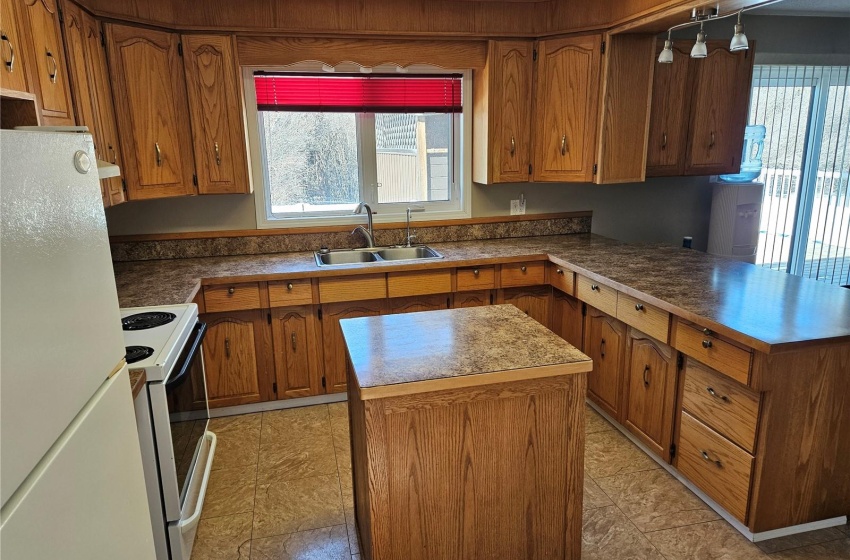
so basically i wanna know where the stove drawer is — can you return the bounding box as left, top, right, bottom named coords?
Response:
left=204, top=282, right=262, bottom=312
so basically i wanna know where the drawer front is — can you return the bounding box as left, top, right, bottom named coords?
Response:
left=576, top=275, right=618, bottom=316
left=319, top=274, right=387, bottom=303
left=500, top=261, right=546, bottom=287
left=682, top=360, right=761, bottom=452
left=204, top=282, right=262, bottom=312
left=616, top=293, right=670, bottom=343
left=387, top=270, right=452, bottom=298
left=268, top=279, right=314, bottom=307
left=549, top=263, right=575, bottom=295
left=677, top=412, right=754, bottom=522
left=456, top=266, right=496, bottom=292
left=674, top=322, right=752, bottom=385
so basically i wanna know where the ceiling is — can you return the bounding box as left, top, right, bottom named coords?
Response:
left=753, top=0, right=850, bottom=17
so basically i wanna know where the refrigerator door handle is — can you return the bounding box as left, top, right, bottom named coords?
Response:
left=177, top=431, right=216, bottom=534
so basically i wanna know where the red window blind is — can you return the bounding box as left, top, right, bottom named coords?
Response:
left=254, top=73, right=463, bottom=113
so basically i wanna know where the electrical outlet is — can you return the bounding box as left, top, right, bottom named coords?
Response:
left=510, top=198, right=526, bottom=215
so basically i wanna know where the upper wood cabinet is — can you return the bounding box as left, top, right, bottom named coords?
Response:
left=532, top=34, right=601, bottom=183
left=105, top=23, right=196, bottom=199
left=22, top=0, right=74, bottom=124
left=181, top=34, right=250, bottom=195
left=472, top=40, right=534, bottom=184
left=1, top=0, right=35, bottom=94
left=647, top=40, right=755, bottom=177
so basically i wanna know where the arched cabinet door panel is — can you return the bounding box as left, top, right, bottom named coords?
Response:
left=584, top=306, right=627, bottom=421
left=321, top=300, right=387, bottom=394
left=270, top=306, right=322, bottom=399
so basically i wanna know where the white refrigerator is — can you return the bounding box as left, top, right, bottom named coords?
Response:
left=0, top=130, right=156, bottom=559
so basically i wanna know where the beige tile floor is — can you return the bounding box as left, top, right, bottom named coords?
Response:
left=192, top=403, right=850, bottom=560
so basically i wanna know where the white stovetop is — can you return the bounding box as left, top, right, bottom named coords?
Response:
left=120, top=303, right=198, bottom=382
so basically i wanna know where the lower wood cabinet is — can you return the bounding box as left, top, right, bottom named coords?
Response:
left=622, top=329, right=678, bottom=461
left=320, top=299, right=387, bottom=393
left=201, top=309, right=273, bottom=408
left=453, top=290, right=492, bottom=308
left=551, top=288, right=583, bottom=350
left=270, top=306, right=322, bottom=399
left=498, top=286, right=551, bottom=328
left=584, top=306, right=626, bottom=421
left=387, top=294, right=450, bottom=315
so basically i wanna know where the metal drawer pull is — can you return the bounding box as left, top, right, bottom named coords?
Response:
left=635, top=303, right=645, bottom=311
left=287, top=282, right=293, bottom=291
left=155, top=142, right=162, bottom=167
left=706, top=387, right=730, bottom=402
left=556, top=268, right=564, bottom=275
left=510, top=135, right=516, bottom=156
left=703, top=327, right=713, bottom=336
left=227, top=287, right=235, bottom=295
left=661, top=132, right=667, bottom=149
left=709, top=132, right=716, bottom=148
left=214, top=141, right=221, bottom=165
left=520, top=266, right=527, bottom=272
left=473, top=269, right=479, bottom=276
left=46, top=49, right=58, bottom=83
left=600, top=338, right=606, bottom=358
left=225, top=337, right=231, bottom=359
left=701, top=450, right=723, bottom=468
left=291, top=332, right=297, bottom=352
left=591, top=284, right=599, bottom=291
left=560, top=134, right=567, bottom=156
left=108, top=144, right=117, bottom=164
left=702, top=340, right=713, bottom=349
left=643, top=364, right=650, bottom=387
left=2, top=31, right=15, bottom=72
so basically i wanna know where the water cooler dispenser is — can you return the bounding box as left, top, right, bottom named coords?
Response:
left=707, top=181, right=765, bottom=263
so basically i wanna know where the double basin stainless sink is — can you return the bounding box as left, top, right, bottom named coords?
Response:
left=315, top=246, right=444, bottom=266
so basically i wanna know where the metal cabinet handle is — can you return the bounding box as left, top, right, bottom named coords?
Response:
left=702, top=328, right=713, bottom=336
left=709, top=132, right=716, bottom=148
left=591, top=284, right=599, bottom=291
left=635, top=303, right=645, bottom=311
left=510, top=135, right=516, bottom=156
left=643, top=364, right=650, bottom=386
left=214, top=141, right=221, bottom=165
left=287, top=282, right=293, bottom=291
left=520, top=266, right=527, bottom=272
left=661, top=132, right=667, bottom=150
left=706, top=387, right=730, bottom=402
left=225, top=337, right=231, bottom=359
left=556, top=269, right=564, bottom=275
left=701, top=450, right=723, bottom=468
left=600, top=338, right=606, bottom=358
left=473, top=269, right=479, bottom=276
left=108, top=144, right=116, bottom=164
left=46, top=49, right=57, bottom=83
left=155, top=142, right=162, bottom=167
left=560, top=134, right=567, bottom=156
left=2, top=31, right=15, bottom=72
left=291, top=332, right=297, bottom=352
left=702, top=340, right=713, bottom=349
left=228, top=287, right=235, bottom=295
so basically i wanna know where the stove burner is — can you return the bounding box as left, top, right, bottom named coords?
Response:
left=125, top=346, right=154, bottom=364
left=122, top=311, right=176, bottom=331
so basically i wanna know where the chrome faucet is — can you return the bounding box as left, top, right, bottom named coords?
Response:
left=352, top=202, right=375, bottom=248
left=403, top=207, right=418, bottom=247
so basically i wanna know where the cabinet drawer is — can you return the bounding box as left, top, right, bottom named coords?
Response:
left=268, top=279, right=314, bottom=307
left=576, top=275, right=617, bottom=316
left=677, top=412, right=754, bottom=522
left=387, top=270, right=452, bottom=298
left=456, top=266, right=495, bottom=291
left=319, top=274, right=387, bottom=303
left=674, top=321, right=752, bottom=385
left=204, top=282, right=262, bottom=312
left=549, top=263, right=575, bottom=295
left=616, top=293, right=670, bottom=343
left=682, top=359, right=761, bottom=453
left=500, top=261, right=545, bottom=287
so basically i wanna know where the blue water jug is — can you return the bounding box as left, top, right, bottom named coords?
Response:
left=719, top=124, right=766, bottom=182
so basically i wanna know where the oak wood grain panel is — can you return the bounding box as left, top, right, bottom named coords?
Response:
left=576, top=274, right=617, bottom=317
left=268, top=278, right=314, bottom=307
left=532, top=34, right=601, bottom=183
left=452, top=290, right=491, bottom=308
left=584, top=306, right=627, bottom=422
left=105, top=23, right=195, bottom=199
left=181, top=34, right=249, bottom=194
left=551, top=289, right=583, bottom=351
left=22, top=0, right=74, bottom=123
left=270, top=305, right=321, bottom=399
left=319, top=273, right=387, bottom=303
left=549, top=262, right=574, bottom=295
left=387, top=269, right=452, bottom=298
left=203, top=282, right=262, bottom=312
left=616, top=292, right=670, bottom=343
left=676, top=411, right=753, bottom=523
left=498, top=286, right=551, bottom=329
left=500, top=260, right=545, bottom=287
left=645, top=41, right=690, bottom=176
left=456, top=266, right=496, bottom=291
left=682, top=358, right=760, bottom=453
left=622, top=329, right=677, bottom=461
left=0, top=0, right=34, bottom=94
left=321, top=299, right=386, bottom=393
left=674, top=320, right=751, bottom=385
left=387, top=294, right=450, bottom=315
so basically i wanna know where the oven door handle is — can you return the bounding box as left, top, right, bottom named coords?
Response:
left=166, top=321, right=207, bottom=387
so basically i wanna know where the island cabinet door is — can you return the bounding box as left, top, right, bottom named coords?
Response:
left=270, top=306, right=322, bottom=399
left=551, top=289, right=583, bottom=350
left=321, top=300, right=387, bottom=394
left=584, top=306, right=627, bottom=422
left=201, top=310, right=273, bottom=408
left=622, top=328, right=678, bottom=461
left=498, top=286, right=552, bottom=328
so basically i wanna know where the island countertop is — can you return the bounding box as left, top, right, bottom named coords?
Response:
left=340, top=305, right=592, bottom=398
left=112, top=233, right=850, bottom=352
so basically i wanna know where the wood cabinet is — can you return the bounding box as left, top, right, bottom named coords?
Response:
left=499, top=285, right=551, bottom=328
left=387, top=294, right=449, bottom=315
left=453, top=290, right=491, bottom=308
left=320, top=299, right=386, bottom=393
left=1, top=0, right=35, bottom=94
left=647, top=41, right=755, bottom=177
left=105, top=23, right=195, bottom=199
left=21, top=0, right=74, bottom=124
left=532, top=34, right=601, bottom=183
left=622, top=329, right=677, bottom=461
left=584, top=306, right=626, bottom=421
left=551, top=288, right=583, bottom=350
left=270, top=306, right=322, bottom=399
left=472, top=40, right=533, bottom=184
left=181, top=34, right=249, bottom=195
left=201, top=309, right=273, bottom=408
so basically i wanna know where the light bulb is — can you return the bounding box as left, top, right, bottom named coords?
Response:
left=691, top=25, right=708, bottom=58
left=658, top=36, right=674, bottom=64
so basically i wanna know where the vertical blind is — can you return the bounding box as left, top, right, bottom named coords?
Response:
left=254, top=73, right=463, bottom=113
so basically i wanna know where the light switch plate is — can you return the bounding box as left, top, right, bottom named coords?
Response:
left=510, top=199, right=526, bottom=215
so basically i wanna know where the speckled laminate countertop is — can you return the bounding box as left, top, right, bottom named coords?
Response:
left=113, top=233, right=850, bottom=353
left=341, top=305, right=592, bottom=392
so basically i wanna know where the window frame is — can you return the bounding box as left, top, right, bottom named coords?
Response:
left=243, top=67, right=472, bottom=229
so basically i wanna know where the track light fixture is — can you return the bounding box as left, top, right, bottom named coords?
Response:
left=691, top=22, right=708, bottom=58
left=730, top=11, right=749, bottom=51
left=658, top=30, right=674, bottom=64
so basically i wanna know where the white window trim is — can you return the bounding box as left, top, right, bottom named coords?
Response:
left=242, top=67, right=473, bottom=229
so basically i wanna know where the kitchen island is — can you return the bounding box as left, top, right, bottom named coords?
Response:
left=340, top=305, right=593, bottom=560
